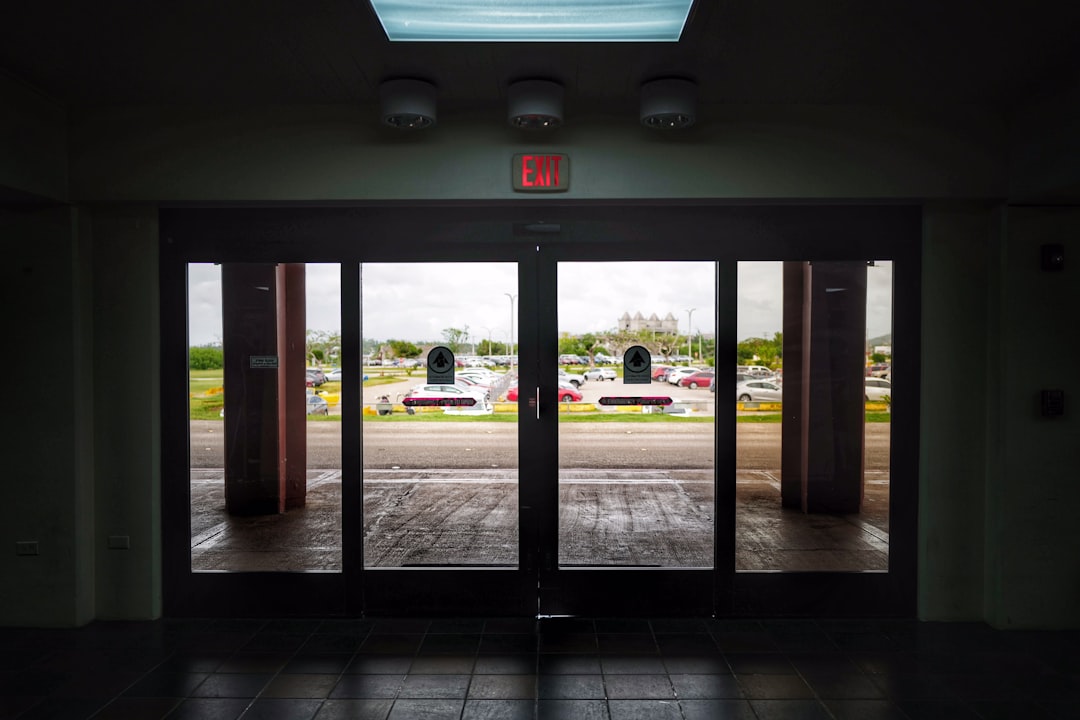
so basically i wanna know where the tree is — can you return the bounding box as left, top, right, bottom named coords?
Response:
left=477, top=339, right=506, bottom=356
left=388, top=339, right=422, bottom=360
left=306, top=329, right=340, bottom=366
left=441, top=327, right=468, bottom=353
left=189, top=344, right=223, bottom=370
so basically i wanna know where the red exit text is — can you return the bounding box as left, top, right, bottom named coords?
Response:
left=512, top=153, right=569, bottom=192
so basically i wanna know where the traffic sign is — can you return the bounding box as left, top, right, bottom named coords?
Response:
left=623, top=345, right=652, bottom=384
left=427, top=346, right=455, bottom=383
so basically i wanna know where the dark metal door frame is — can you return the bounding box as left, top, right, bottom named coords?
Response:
left=160, top=202, right=920, bottom=618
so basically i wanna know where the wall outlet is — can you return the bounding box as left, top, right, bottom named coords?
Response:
left=15, top=541, right=39, bottom=556
left=107, top=535, right=131, bottom=550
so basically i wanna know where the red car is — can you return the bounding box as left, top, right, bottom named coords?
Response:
left=678, top=371, right=715, bottom=389
left=506, top=383, right=582, bottom=402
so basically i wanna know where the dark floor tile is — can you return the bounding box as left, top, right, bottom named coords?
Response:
left=386, top=698, right=464, bottom=720
left=662, top=654, right=730, bottom=674
left=596, top=634, right=656, bottom=654
left=162, top=697, right=250, bottom=720
left=259, top=673, right=338, bottom=698
left=313, top=698, right=393, bottom=720
left=824, top=699, right=912, bottom=720
left=409, top=655, right=475, bottom=675
left=599, top=656, right=665, bottom=675
left=604, top=674, right=675, bottom=699
left=0, top=695, right=43, bottom=719
left=282, top=653, right=352, bottom=675
left=480, top=634, right=538, bottom=654
left=330, top=674, right=405, bottom=699
left=748, top=698, right=833, bottom=719
left=607, top=698, right=682, bottom=719
left=300, top=634, right=365, bottom=653
left=969, top=699, right=1060, bottom=719
left=536, top=699, right=609, bottom=720
left=473, top=654, right=536, bottom=675
left=803, top=672, right=884, bottom=699
left=712, top=631, right=779, bottom=653
left=725, top=653, right=795, bottom=675
left=895, top=699, right=983, bottom=719
left=540, top=633, right=597, bottom=654
left=51, top=670, right=141, bottom=699
left=467, top=674, right=537, bottom=699
left=419, top=634, right=481, bottom=655
left=155, top=651, right=229, bottom=674
left=371, top=619, right=430, bottom=634
left=736, top=674, right=814, bottom=700
left=650, top=619, right=708, bottom=634
left=191, top=672, right=271, bottom=699
left=869, top=673, right=959, bottom=700
left=669, top=673, right=743, bottom=699
left=88, top=696, right=182, bottom=719
left=262, top=619, right=322, bottom=635
left=483, top=619, right=538, bottom=635
left=315, top=619, right=374, bottom=636
left=679, top=699, right=757, bottom=720
left=539, top=655, right=601, bottom=675
left=462, top=699, right=535, bottom=719
left=11, top=696, right=109, bottom=720
left=653, top=634, right=718, bottom=654
left=344, top=655, right=412, bottom=675
left=1042, top=700, right=1080, bottom=719
left=787, top=651, right=864, bottom=677
left=240, top=698, right=323, bottom=720
left=397, top=673, right=470, bottom=699
left=539, top=619, right=595, bottom=634
left=216, top=652, right=291, bottom=674
left=123, top=671, right=208, bottom=698
left=359, top=634, right=424, bottom=655
left=428, top=619, right=486, bottom=634
left=538, top=673, right=605, bottom=700
left=594, top=619, right=651, bottom=634
left=241, top=633, right=310, bottom=653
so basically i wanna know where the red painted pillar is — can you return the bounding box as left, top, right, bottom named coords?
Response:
left=222, top=263, right=307, bottom=515
left=781, top=261, right=867, bottom=514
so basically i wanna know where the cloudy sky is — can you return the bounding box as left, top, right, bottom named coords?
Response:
left=188, top=261, right=892, bottom=347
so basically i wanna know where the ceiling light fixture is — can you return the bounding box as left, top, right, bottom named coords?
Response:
left=640, top=78, right=697, bottom=130
left=379, top=78, right=437, bottom=130
left=508, top=80, right=564, bottom=130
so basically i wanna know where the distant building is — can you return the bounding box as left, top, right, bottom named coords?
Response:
left=618, top=311, right=679, bottom=333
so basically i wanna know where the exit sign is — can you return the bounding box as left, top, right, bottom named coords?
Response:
left=512, top=153, right=569, bottom=192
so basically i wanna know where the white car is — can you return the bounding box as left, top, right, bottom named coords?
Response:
left=666, top=367, right=701, bottom=385
left=736, top=380, right=783, bottom=402
left=865, top=377, right=892, bottom=402
left=558, top=369, right=586, bottom=388
left=404, top=383, right=491, bottom=412
left=583, top=367, right=617, bottom=381
left=306, top=394, right=329, bottom=415
left=324, top=368, right=342, bottom=382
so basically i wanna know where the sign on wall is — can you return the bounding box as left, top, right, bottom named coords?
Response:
left=512, top=153, right=569, bottom=192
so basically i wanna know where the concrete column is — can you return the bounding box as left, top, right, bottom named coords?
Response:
left=222, top=263, right=307, bottom=515
left=781, top=261, right=867, bottom=514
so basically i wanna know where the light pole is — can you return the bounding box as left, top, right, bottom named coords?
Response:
left=685, top=308, right=695, bottom=364
left=504, top=293, right=517, bottom=369
left=480, top=326, right=494, bottom=357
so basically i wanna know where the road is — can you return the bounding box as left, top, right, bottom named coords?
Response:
left=189, top=420, right=891, bottom=471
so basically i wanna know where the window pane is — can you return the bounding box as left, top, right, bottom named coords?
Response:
left=736, top=260, right=891, bottom=572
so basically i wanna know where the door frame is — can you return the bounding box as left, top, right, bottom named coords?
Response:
left=160, top=202, right=920, bottom=618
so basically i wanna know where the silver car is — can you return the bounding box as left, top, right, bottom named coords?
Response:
left=736, top=379, right=783, bottom=402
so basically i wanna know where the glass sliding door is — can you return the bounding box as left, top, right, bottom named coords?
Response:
left=360, top=262, right=520, bottom=568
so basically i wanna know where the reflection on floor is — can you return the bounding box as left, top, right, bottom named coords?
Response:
left=2, top=616, right=1076, bottom=720
left=190, top=470, right=889, bottom=573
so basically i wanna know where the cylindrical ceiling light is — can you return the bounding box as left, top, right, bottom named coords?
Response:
left=640, top=78, right=697, bottom=130
left=508, top=79, right=564, bottom=130
left=379, top=78, right=437, bottom=130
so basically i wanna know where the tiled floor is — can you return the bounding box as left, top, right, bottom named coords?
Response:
left=1, top=617, right=1077, bottom=719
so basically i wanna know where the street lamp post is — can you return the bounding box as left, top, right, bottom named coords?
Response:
left=685, top=308, right=696, bottom=364
left=504, top=293, right=517, bottom=369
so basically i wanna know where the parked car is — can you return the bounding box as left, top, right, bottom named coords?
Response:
left=667, top=367, right=701, bottom=385
left=505, top=382, right=582, bottom=403
left=679, top=371, right=715, bottom=389
left=558, top=369, right=586, bottom=388
left=867, top=363, right=890, bottom=378
left=306, top=368, right=326, bottom=386
left=405, top=383, right=488, bottom=405
left=324, top=368, right=342, bottom=382
left=583, top=367, right=617, bottom=381
left=865, top=377, right=892, bottom=402
left=651, top=364, right=673, bottom=381
left=736, top=379, right=783, bottom=402
left=306, top=394, right=329, bottom=415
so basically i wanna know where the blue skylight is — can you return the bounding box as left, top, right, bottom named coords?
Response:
left=369, top=1, right=695, bottom=42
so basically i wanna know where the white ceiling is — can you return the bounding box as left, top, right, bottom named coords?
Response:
left=2, top=1, right=1079, bottom=111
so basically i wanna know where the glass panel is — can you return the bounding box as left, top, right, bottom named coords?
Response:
left=188, top=262, right=342, bottom=572
left=361, top=263, right=519, bottom=567
left=557, top=262, right=715, bottom=567
left=735, top=260, right=892, bottom=572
